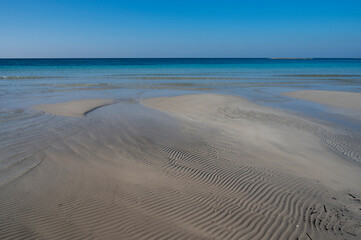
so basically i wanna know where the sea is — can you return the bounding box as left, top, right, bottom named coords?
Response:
left=1, top=58, right=361, bottom=184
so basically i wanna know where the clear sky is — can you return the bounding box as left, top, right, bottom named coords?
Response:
left=1, top=0, right=360, bottom=58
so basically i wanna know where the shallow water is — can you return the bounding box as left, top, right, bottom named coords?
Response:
left=1, top=58, right=361, bottom=185
left=1, top=59, right=361, bottom=106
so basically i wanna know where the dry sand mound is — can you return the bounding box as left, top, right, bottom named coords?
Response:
left=285, top=90, right=361, bottom=112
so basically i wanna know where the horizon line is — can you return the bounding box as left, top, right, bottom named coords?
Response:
left=0, top=57, right=360, bottom=60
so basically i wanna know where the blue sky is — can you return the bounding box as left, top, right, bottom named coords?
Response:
left=1, top=0, right=360, bottom=58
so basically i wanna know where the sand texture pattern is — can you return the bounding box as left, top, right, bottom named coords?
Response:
left=0, top=94, right=360, bottom=240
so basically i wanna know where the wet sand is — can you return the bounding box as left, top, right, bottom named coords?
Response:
left=0, top=94, right=360, bottom=239
left=285, top=90, right=361, bottom=112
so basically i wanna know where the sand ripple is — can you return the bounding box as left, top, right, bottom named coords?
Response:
left=0, top=95, right=360, bottom=239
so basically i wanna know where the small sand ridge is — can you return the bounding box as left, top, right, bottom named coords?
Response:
left=34, top=99, right=114, bottom=117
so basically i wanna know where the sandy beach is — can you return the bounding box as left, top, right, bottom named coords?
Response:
left=0, top=94, right=360, bottom=240
left=2, top=0, right=361, bottom=238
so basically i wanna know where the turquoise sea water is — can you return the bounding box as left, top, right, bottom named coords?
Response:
left=1, top=58, right=361, bottom=104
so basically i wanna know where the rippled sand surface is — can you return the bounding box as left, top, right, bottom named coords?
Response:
left=0, top=94, right=360, bottom=240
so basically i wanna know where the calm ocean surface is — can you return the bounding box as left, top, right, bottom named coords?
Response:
left=1, top=58, right=361, bottom=185
left=1, top=58, right=361, bottom=104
